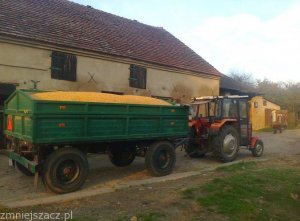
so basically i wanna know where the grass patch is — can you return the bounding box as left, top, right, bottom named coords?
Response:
left=0, top=204, right=9, bottom=213
left=115, top=216, right=129, bottom=221
left=287, top=124, right=300, bottom=130
left=216, top=161, right=257, bottom=172
left=71, top=217, right=98, bottom=221
left=115, top=212, right=165, bottom=221
left=182, top=187, right=197, bottom=199
left=182, top=163, right=300, bottom=221
left=137, top=212, right=165, bottom=221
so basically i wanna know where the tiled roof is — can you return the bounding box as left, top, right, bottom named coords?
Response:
left=0, top=0, right=221, bottom=77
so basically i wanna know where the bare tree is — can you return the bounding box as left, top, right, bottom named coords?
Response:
left=228, top=70, right=256, bottom=92
left=228, top=70, right=300, bottom=117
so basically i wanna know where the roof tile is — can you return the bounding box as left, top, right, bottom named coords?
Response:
left=0, top=0, right=221, bottom=77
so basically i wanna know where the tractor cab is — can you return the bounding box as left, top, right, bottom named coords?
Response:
left=187, top=95, right=263, bottom=162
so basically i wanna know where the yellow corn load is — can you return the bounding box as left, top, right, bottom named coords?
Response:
left=30, top=91, right=172, bottom=106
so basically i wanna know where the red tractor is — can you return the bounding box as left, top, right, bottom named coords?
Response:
left=186, top=95, right=264, bottom=162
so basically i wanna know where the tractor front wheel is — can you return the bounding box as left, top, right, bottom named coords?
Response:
left=251, top=140, right=264, bottom=157
left=213, top=125, right=239, bottom=162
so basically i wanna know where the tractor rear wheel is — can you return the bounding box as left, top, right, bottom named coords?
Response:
left=251, top=140, right=264, bottom=157
left=145, top=141, right=176, bottom=176
left=213, top=125, right=239, bottom=162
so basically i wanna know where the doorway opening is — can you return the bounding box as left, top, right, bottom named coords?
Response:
left=0, top=83, right=16, bottom=149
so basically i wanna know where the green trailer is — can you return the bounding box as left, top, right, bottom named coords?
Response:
left=4, top=90, right=189, bottom=193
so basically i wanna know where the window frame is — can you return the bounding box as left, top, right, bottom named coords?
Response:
left=263, top=100, right=267, bottom=106
left=238, top=99, right=248, bottom=119
left=51, top=51, right=77, bottom=82
left=222, top=98, right=238, bottom=118
left=129, top=64, right=147, bottom=89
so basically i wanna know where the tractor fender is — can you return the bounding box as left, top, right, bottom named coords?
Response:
left=209, top=119, right=237, bottom=135
left=250, top=137, right=260, bottom=148
left=188, top=120, right=202, bottom=135
left=188, top=121, right=197, bottom=128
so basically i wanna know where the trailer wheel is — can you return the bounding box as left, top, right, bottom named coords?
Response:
left=42, top=147, right=89, bottom=194
left=109, top=146, right=135, bottom=167
left=145, top=141, right=176, bottom=176
left=251, top=140, right=264, bottom=157
left=213, top=125, right=239, bottom=162
left=16, top=162, right=34, bottom=176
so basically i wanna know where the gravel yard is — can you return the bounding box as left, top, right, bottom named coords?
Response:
left=0, top=129, right=299, bottom=207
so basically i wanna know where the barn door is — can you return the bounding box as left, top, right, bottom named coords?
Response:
left=265, top=108, right=272, bottom=128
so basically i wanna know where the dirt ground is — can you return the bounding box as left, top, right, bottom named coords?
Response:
left=28, top=155, right=300, bottom=221
left=0, top=129, right=299, bottom=220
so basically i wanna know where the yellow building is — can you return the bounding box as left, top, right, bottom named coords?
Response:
left=250, top=96, right=281, bottom=130
left=0, top=1, right=220, bottom=107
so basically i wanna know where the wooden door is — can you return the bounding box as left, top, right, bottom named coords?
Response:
left=265, top=108, right=272, bottom=127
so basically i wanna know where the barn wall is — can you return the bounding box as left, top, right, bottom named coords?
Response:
left=0, top=41, right=219, bottom=103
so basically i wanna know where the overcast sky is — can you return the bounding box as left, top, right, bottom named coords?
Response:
left=71, top=0, right=300, bottom=82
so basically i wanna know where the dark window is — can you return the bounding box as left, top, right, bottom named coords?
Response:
left=129, top=64, right=147, bottom=89
left=223, top=99, right=238, bottom=118
left=263, top=100, right=267, bottom=106
left=51, top=51, right=77, bottom=81
left=239, top=100, right=247, bottom=118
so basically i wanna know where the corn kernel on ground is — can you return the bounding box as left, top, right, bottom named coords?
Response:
left=30, top=91, right=172, bottom=106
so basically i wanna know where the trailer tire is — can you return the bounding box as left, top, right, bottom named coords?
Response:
left=213, top=125, right=239, bottom=162
left=145, top=141, right=176, bottom=176
left=109, top=146, right=135, bottom=167
left=42, top=147, right=89, bottom=194
left=251, top=140, right=264, bottom=157
left=16, top=162, right=34, bottom=176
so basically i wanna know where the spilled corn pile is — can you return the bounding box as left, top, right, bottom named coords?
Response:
left=30, top=91, right=172, bottom=106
